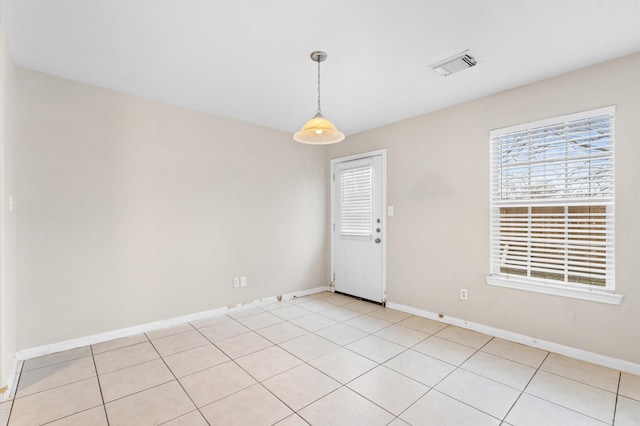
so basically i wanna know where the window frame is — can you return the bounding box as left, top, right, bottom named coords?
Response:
left=486, top=106, right=622, bottom=305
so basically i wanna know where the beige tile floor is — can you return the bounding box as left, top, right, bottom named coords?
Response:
left=2, top=291, right=639, bottom=425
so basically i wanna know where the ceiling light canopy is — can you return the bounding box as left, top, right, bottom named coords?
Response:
left=294, top=51, right=345, bottom=145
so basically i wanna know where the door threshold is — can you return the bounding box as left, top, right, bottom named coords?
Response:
left=334, top=291, right=385, bottom=307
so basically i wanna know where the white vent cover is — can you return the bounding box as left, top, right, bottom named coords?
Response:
left=430, top=50, right=478, bottom=76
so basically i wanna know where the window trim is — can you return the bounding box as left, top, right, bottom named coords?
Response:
left=487, top=106, right=623, bottom=304
left=485, top=275, right=622, bottom=305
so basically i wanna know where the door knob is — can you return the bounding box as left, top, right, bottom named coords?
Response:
left=375, top=238, right=381, bottom=244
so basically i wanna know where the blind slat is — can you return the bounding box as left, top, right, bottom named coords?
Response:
left=340, top=165, right=373, bottom=236
left=490, top=106, right=615, bottom=289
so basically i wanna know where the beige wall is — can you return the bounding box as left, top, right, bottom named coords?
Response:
left=12, top=52, right=640, bottom=366
left=15, top=70, right=328, bottom=349
left=0, top=28, right=18, bottom=388
left=328, top=53, right=640, bottom=364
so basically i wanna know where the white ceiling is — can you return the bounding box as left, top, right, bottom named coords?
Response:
left=1, top=0, right=639, bottom=135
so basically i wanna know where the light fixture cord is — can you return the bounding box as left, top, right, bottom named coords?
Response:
left=316, top=57, right=322, bottom=116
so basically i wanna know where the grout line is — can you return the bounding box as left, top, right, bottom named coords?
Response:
left=393, top=337, right=496, bottom=422
left=98, top=356, right=166, bottom=378
left=500, top=351, right=550, bottom=423
left=148, top=335, right=212, bottom=426
left=454, top=341, right=538, bottom=391
left=612, top=371, right=621, bottom=425
left=189, top=317, right=304, bottom=418
left=187, top=344, right=299, bottom=423
left=521, top=356, right=621, bottom=424
left=515, top=389, right=615, bottom=424
left=300, top=314, right=420, bottom=421
left=254, top=381, right=301, bottom=420
left=144, top=322, right=196, bottom=341
left=39, top=405, right=105, bottom=425
left=191, top=352, right=298, bottom=422
left=236, top=302, right=403, bottom=421
left=153, top=342, right=211, bottom=359
left=91, top=334, right=151, bottom=356
left=155, top=409, right=208, bottom=426
left=480, top=345, right=548, bottom=370
left=326, top=384, right=398, bottom=420
left=537, top=361, right=622, bottom=394
left=381, top=343, right=450, bottom=383
left=334, top=331, right=427, bottom=419
left=540, top=368, right=621, bottom=394
left=9, top=355, right=96, bottom=392
left=3, top=394, right=14, bottom=426
left=394, top=387, right=433, bottom=423
left=7, top=292, right=627, bottom=425
left=19, top=350, right=89, bottom=374
left=89, top=345, right=110, bottom=425
left=92, top=341, right=160, bottom=376
left=8, top=374, right=100, bottom=404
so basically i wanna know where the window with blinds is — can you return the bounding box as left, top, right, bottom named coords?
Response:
left=489, top=106, right=615, bottom=290
left=340, top=165, right=373, bottom=237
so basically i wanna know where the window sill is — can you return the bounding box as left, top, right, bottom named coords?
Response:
left=485, top=276, right=623, bottom=305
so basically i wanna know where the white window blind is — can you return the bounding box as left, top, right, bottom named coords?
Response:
left=340, top=165, right=373, bottom=237
left=490, top=106, right=615, bottom=289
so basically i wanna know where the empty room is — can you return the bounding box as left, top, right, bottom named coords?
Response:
left=0, top=1, right=639, bottom=425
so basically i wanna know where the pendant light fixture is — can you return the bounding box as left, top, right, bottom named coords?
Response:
left=293, top=51, right=345, bottom=144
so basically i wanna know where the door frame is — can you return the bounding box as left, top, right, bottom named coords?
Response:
left=330, top=149, right=387, bottom=304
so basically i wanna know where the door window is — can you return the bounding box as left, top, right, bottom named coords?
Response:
left=339, top=165, right=373, bottom=237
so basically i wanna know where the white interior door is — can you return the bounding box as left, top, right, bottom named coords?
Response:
left=332, top=152, right=385, bottom=303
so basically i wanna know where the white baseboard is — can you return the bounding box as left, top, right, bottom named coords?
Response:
left=15, top=285, right=329, bottom=363
left=0, top=358, right=22, bottom=402
left=14, top=285, right=635, bottom=397
left=386, top=301, right=640, bottom=376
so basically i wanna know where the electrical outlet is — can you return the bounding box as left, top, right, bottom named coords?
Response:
left=240, top=276, right=247, bottom=287
left=460, top=289, right=468, bottom=300
left=233, top=278, right=240, bottom=288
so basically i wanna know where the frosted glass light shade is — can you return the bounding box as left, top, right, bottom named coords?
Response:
left=293, top=115, right=345, bottom=144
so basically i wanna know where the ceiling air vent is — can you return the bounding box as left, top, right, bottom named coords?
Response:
left=430, top=50, right=478, bottom=76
